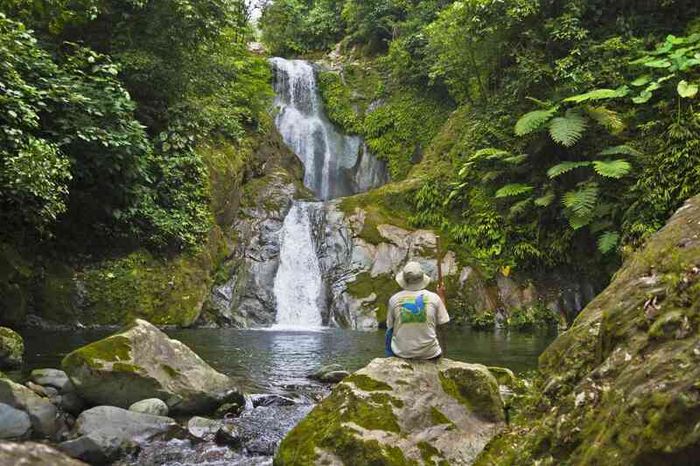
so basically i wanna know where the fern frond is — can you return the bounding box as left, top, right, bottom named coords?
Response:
left=503, top=154, right=528, bottom=165
left=585, top=106, right=625, bottom=134
left=592, top=159, right=632, bottom=178
left=563, top=86, right=629, bottom=104
left=495, top=183, right=534, bottom=198
left=547, top=161, right=591, bottom=179
left=469, top=148, right=511, bottom=161
left=549, top=110, right=588, bottom=147
left=509, top=198, right=532, bottom=217
left=562, top=184, right=599, bottom=222
left=534, top=192, right=555, bottom=207
left=597, top=231, right=620, bottom=254
left=481, top=170, right=503, bottom=183
left=515, top=107, right=557, bottom=136
left=598, top=145, right=643, bottom=157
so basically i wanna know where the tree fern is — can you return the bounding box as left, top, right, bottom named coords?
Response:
left=598, top=145, right=642, bottom=157
left=495, top=183, right=533, bottom=198
left=563, top=86, right=629, bottom=104
left=547, top=161, right=591, bottom=179
left=549, top=110, right=588, bottom=147
left=515, top=107, right=557, bottom=136
left=593, top=159, right=631, bottom=178
left=597, top=231, right=620, bottom=254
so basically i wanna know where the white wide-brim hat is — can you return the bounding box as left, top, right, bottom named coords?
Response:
left=395, top=261, right=431, bottom=291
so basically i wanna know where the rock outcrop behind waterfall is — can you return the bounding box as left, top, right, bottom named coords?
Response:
left=475, top=194, right=700, bottom=465
left=275, top=357, right=506, bottom=465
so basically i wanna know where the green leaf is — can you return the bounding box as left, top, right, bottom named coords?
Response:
left=515, top=107, right=557, bottom=136
left=534, top=192, right=555, bottom=207
left=503, top=154, right=528, bottom=165
left=632, top=91, right=653, bottom=104
left=677, top=80, right=698, bottom=98
left=585, top=106, right=624, bottom=133
left=597, top=231, right=620, bottom=254
left=546, top=161, right=591, bottom=178
left=631, top=75, right=652, bottom=87
left=562, top=184, right=599, bottom=216
left=495, top=183, right=534, bottom=198
left=469, top=148, right=511, bottom=161
left=592, top=159, right=631, bottom=178
left=563, top=86, right=629, bottom=104
left=509, top=198, right=532, bottom=217
left=644, top=59, right=672, bottom=68
left=598, top=145, right=642, bottom=157
left=549, top=110, right=587, bottom=147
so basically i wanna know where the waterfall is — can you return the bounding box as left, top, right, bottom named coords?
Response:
left=272, top=202, right=324, bottom=329
left=270, top=57, right=387, bottom=200
left=269, top=57, right=387, bottom=329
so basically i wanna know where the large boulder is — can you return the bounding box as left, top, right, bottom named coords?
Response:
left=62, top=319, right=238, bottom=414
left=0, top=403, right=31, bottom=439
left=476, top=194, right=700, bottom=465
left=0, top=441, right=87, bottom=466
left=59, top=406, right=180, bottom=464
left=0, top=378, right=60, bottom=438
left=276, top=357, right=505, bottom=465
left=0, top=327, right=23, bottom=369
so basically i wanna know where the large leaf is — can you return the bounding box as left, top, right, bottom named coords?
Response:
left=515, top=107, right=557, bottom=136
left=677, top=80, right=699, bottom=98
left=597, top=231, right=620, bottom=254
left=495, top=183, right=534, bottom=198
left=592, top=159, right=632, bottom=178
left=549, top=110, right=587, bottom=147
left=546, top=161, right=591, bottom=179
left=563, top=86, right=629, bottom=104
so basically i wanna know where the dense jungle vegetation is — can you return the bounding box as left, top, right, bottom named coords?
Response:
left=1, top=0, right=270, bottom=255
left=261, top=0, right=700, bottom=276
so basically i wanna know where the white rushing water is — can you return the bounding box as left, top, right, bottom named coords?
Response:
left=271, top=202, right=324, bottom=329
left=270, top=57, right=386, bottom=200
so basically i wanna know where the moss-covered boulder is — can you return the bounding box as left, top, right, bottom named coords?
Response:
left=62, top=319, right=238, bottom=414
left=476, top=194, right=700, bottom=465
left=275, top=357, right=505, bottom=465
left=0, top=327, right=23, bottom=369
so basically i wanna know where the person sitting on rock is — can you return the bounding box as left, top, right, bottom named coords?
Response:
left=386, top=261, right=450, bottom=360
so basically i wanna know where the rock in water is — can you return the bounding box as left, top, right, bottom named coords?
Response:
left=0, top=327, right=23, bottom=369
left=0, top=441, right=87, bottom=466
left=475, top=194, right=700, bottom=465
left=60, top=406, right=180, bottom=463
left=129, top=398, right=169, bottom=416
left=275, top=358, right=504, bottom=465
left=0, top=378, right=59, bottom=438
left=61, top=319, right=237, bottom=414
left=30, top=368, right=72, bottom=391
left=309, top=363, right=350, bottom=383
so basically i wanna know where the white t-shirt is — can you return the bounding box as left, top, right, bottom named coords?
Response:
left=386, top=290, right=450, bottom=359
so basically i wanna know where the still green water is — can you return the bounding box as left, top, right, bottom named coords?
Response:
left=20, top=327, right=555, bottom=393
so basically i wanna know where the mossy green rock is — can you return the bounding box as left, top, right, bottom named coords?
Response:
left=62, top=319, right=237, bottom=414
left=476, top=194, right=700, bottom=465
left=0, top=327, right=23, bottom=369
left=275, top=357, right=504, bottom=465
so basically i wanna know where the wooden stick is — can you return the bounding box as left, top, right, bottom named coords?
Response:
left=436, top=235, right=443, bottom=286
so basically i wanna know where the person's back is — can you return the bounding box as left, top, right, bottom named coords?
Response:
left=386, top=262, right=450, bottom=360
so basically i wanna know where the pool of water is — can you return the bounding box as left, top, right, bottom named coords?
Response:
left=20, top=327, right=556, bottom=393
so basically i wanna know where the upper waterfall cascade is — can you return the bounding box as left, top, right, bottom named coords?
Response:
left=270, top=57, right=387, bottom=199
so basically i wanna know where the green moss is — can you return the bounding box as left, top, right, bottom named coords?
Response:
left=0, top=327, right=23, bottom=368
left=371, top=392, right=404, bottom=408
left=430, top=407, right=452, bottom=426
left=439, top=368, right=504, bottom=422
left=417, top=441, right=443, bottom=463
left=345, top=373, right=392, bottom=392
left=346, top=272, right=400, bottom=325
left=161, top=364, right=178, bottom=378
left=62, top=335, right=132, bottom=371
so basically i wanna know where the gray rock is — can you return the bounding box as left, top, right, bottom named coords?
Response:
left=309, top=364, right=350, bottom=383
left=129, top=398, right=169, bottom=416
left=56, top=391, right=85, bottom=416
left=0, top=402, right=31, bottom=439
left=60, top=406, right=180, bottom=463
left=214, top=401, right=244, bottom=418
left=276, top=358, right=505, bottom=464
left=0, top=327, right=23, bottom=369
left=0, top=441, right=87, bottom=465
left=187, top=416, right=222, bottom=440
left=62, top=319, right=237, bottom=414
left=0, top=378, right=59, bottom=438
left=251, top=394, right=296, bottom=408
left=214, top=422, right=242, bottom=448
left=30, top=368, right=72, bottom=391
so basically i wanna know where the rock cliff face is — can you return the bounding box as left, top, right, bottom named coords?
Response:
left=275, top=357, right=506, bottom=465
left=476, top=194, right=700, bottom=465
